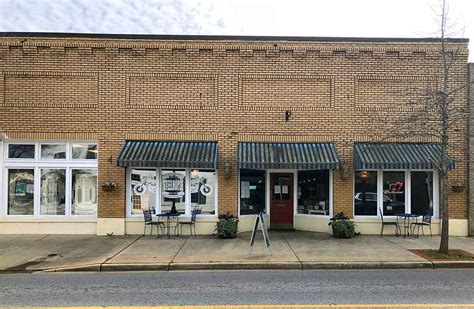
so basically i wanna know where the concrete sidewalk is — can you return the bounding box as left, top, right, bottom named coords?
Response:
left=0, top=231, right=473, bottom=272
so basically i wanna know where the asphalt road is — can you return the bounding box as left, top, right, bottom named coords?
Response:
left=0, top=270, right=473, bottom=306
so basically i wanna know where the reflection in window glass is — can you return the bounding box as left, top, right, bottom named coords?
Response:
left=8, top=144, right=35, bottom=159
left=297, top=170, right=329, bottom=215
left=240, top=170, right=265, bottom=215
left=8, top=169, right=34, bottom=215
left=354, top=171, right=378, bottom=216
left=41, top=144, right=66, bottom=159
left=161, top=170, right=186, bottom=214
left=411, top=171, right=434, bottom=216
left=131, top=169, right=157, bottom=214
left=72, top=144, right=97, bottom=160
left=383, top=171, right=405, bottom=215
left=71, top=169, right=98, bottom=215
left=190, top=170, right=216, bottom=215
left=40, top=169, right=66, bottom=215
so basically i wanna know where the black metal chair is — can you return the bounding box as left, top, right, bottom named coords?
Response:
left=143, top=209, right=164, bottom=236
left=178, top=207, right=201, bottom=237
left=380, top=207, right=400, bottom=236
left=410, top=214, right=432, bottom=238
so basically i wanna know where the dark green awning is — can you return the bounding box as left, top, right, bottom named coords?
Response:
left=238, top=142, right=340, bottom=170
left=117, top=141, right=218, bottom=169
left=354, top=143, right=454, bottom=170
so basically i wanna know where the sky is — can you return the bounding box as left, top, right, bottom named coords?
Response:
left=0, top=0, right=473, bottom=61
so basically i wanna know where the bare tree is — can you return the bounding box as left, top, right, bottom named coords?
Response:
left=366, top=0, right=469, bottom=253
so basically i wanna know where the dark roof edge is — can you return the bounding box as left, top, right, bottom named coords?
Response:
left=0, top=32, right=469, bottom=43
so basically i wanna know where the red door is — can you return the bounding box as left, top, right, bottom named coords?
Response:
left=270, top=173, right=294, bottom=229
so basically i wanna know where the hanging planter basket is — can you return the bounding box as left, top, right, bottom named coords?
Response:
left=101, top=182, right=118, bottom=191
left=451, top=183, right=464, bottom=192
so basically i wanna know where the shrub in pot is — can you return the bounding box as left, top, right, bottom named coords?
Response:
left=328, top=212, right=356, bottom=238
left=216, top=213, right=239, bottom=238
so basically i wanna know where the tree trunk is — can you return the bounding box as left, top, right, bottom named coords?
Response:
left=439, top=170, right=449, bottom=253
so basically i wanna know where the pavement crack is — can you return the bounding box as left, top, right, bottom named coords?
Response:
left=282, top=233, right=303, bottom=270
left=169, top=236, right=189, bottom=270
left=99, top=235, right=143, bottom=271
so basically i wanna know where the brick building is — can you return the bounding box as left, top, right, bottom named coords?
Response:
left=0, top=33, right=470, bottom=236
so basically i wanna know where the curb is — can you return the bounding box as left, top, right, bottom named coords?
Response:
left=301, top=261, right=433, bottom=270
left=101, top=263, right=169, bottom=271
left=2, top=260, right=474, bottom=273
left=168, top=262, right=302, bottom=271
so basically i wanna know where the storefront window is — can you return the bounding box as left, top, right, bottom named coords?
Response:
left=41, top=144, right=66, bottom=159
left=8, top=169, right=35, bottom=215
left=383, top=171, right=405, bottom=216
left=354, top=171, right=378, bottom=216
left=190, top=170, right=216, bottom=215
left=411, top=171, right=434, bottom=216
left=161, top=170, right=186, bottom=214
left=72, top=143, right=97, bottom=160
left=8, top=144, right=35, bottom=159
left=240, top=170, right=265, bottom=215
left=40, top=169, right=66, bottom=215
left=297, top=170, right=329, bottom=215
left=130, top=169, right=157, bottom=214
left=71, top=169, right=98, bottom=215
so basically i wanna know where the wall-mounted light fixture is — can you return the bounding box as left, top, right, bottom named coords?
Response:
left=359, top=170, right=369, bottom=181
left=191, top=169, right=199, bottom=177
left=285, top=110, right=292, bottom=122
left=224, top=162, right=232, bottom=179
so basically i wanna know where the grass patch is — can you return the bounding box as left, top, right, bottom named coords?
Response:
left=410, top=249, right=474, bottom=261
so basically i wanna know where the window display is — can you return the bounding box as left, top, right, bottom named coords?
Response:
left=40, top=169, right=66, bottom=215
left=354, top=171, right=378, bottom=216
left=190, top=170, right=216, bottom=215
left=130, top=169, right=157, bottom=214
left=8, top=169, right=35, bottom=215
left=71, top=169, right=98, bottom=215
left=297, top=170, right=329, bottom=215
left=239, top=170, right=265, bottom=215
left=411, top=171, right=434, bottom=216
left=383, top=171, right=405, bottom=216
left=161, top=170, right=186, bottom=214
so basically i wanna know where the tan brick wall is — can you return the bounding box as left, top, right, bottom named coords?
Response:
left=0, top=35, right=469, bottom=219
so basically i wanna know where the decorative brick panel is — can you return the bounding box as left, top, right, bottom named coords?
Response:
left=239, top=75, right=334, bottom=110
left=2, top=71, right=98, bottom=108
left=355, top=75, right=435, bottom=111
left=126, top=73, right=217, bottom=109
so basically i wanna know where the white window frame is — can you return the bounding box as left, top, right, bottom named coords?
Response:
left=1, top=140, right=98, bottom=218
left=353, top=169, right=439, bottom=219
left=126, top=167, right=218, bottom=218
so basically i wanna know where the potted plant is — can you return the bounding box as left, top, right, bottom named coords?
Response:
left=101, top=182, right=118, bottom=191
left=328, top=212, right=356, bottom=238
left=215, top=213, right=239, bottom=238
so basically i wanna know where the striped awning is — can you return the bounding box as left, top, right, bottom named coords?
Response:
left=238, top=142, right=340, bottom=170
left=117, top=141, right=218, bottom=169
left=354, top=143, right=454, bottom=170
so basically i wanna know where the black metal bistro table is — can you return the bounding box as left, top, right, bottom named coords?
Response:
left=396, top=213, right=419, bottom=237
left=156, top=212, right=181, bottom=238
